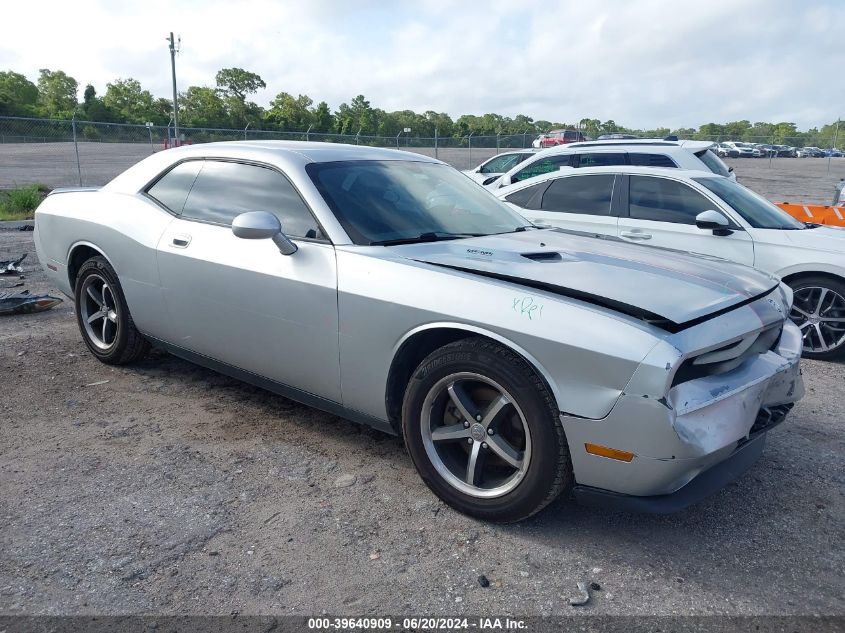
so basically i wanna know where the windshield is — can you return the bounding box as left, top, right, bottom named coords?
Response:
left=307, top=160, right=531, bottom=245
left=695, top=149, right=731, bottom=177
left=694, top=177, right=807, bottom=230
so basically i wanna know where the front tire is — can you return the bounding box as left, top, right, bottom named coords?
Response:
left=74, top=256, right=150, bottom=365
left=788, top=276, right=845, bottom=360
left=402, top=338, right=572, bottom=522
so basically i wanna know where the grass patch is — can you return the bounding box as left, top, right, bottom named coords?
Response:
left=0, top=184, right=49, bottom=221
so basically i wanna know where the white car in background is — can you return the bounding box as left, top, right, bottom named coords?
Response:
left=462, top=149, right=538, bottom=186
left=497, top=166, right=845, bottom=360
left=724, top=142, right=760, bottom=158
left=488, top=139, right=735, bottom=189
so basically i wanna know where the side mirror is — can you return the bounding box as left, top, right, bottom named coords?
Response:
left=695, top=210, right=732, bottom=236
left=232, top=211, right=297, bottom=255
left=499, top=175, right=512, bottom=187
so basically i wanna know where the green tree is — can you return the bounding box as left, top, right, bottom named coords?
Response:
left=0, top=71, right=39, bottom=116
left=215, top=67, right=266, bottom=127
left=179, top=86, right=228, bottom=128
left=103, top=78, right=155, bottom=123
left=312, top=101, right=334, bottom=132
left=423, top=111, right=454, bottom=137
left=215, top=68, right=266, bottom=101
left=36, top=69, right=78, bottom=118
left=266, top=92, right=314, bottom=130
left=80, top=84, right=111, bottom=121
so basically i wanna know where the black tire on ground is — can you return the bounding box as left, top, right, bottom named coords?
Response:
left=401, top=337, right=573, bottom=522
left=73, top=255, right=150, bottom=365
left=787, top=275, right=845, bottom=361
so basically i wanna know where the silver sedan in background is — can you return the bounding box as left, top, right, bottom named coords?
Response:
left=35, top=142, right=803, bottom=522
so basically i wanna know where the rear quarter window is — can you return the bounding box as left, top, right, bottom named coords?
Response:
left=695, top=149, right=730, bottom=177
left=146, top=160, right=203, bottom=214
left=504, top=182, right=549, bottom=209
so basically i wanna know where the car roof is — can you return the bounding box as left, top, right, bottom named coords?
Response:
left=495, top=165, right=718, bottom=194
left=191, top=140, right=442, bottom=164
left=530, top=143, right=700, bottom=158
left=565, top=138, right=715, bottom=151
left=104, top=141, right=442, bottom=194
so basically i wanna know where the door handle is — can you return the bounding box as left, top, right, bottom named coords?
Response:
left=620, top=231, right=652, bottom=240
left=171, top=234, right=192, bottom=248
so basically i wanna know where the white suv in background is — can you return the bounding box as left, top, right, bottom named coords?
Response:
left=488, top=139, right=734, bottom=189
left=462, top=149, right=538, bottom=186
left=497, top=166, right=845, bottom=360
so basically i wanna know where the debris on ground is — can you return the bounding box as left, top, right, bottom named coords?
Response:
left=19, top=225, right=34, bottom=232
left=334, top=474, right=357, bottom=488
left=368, top=550, right=380, bottom=560
left=84, top=380, right=111, bottom=387
left=569, top=581, right=590, bottom=606
left=0, top=253, right=27, bottom=275
left=477, top=574, right=490, bottom=588
left=1, top=280, right=24, bottom=289
left=590, top=582, right=602, bottom=591
left=0, top=290, right=62, bottom=316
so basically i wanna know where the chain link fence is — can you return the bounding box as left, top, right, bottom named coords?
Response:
left=0, top=115, right=841, bottom=189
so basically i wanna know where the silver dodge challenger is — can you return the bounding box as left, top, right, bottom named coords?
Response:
left=34, top=142, right=804, bottom=522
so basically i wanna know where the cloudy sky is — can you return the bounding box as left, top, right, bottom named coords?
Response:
left=1, top=0, right=841, bottom=129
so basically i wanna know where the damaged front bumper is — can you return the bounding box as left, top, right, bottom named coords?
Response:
left=562, top=320, right=804, bottom=512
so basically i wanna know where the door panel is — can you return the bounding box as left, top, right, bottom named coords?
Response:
left=617, top=217, right=755, bottom=265
left=618, top=175, right=755, bottom=266
left=157, top=219, right=341, bottom=402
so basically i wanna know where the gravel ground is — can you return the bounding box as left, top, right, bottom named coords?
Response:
left=0, top=142, right=498, bottom=189
left=2, top=140, right=843, bottom=200
left=0, top=225, right=843, bottom=618
left=725, top=157, right=845, bottom=204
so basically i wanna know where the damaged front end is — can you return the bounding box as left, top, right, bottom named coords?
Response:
left=563, top=286, right=804, bottom=512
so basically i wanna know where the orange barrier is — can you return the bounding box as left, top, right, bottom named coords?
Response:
left=776, top=202, right=845, bottom=227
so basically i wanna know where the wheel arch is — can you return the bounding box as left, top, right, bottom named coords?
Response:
left=66, top=241, right=114, bottom=288
left=384, top=323, right=563, bottom=435
left=780, top=268, right=845, bottom=287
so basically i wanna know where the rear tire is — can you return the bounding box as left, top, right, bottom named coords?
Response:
left=402, top=337, right=572, bottom=522
left=787, top=275, right=845, bottom=360
left=74, top=256, right=150, bottom=365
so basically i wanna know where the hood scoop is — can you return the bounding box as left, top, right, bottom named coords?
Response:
left=521, top=251, right=563, bottom=262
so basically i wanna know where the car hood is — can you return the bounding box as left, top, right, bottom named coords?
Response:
left=781, top=225, right=845, bottom=251
left=391, top=229, right=779, bottom=329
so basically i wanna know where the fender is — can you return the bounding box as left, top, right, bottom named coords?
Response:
left=774, top=262, right=845, bottom=281
left=392, top=321, right=567, bottom=415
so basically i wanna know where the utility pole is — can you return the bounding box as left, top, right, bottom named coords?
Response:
left=168, top=32, right=180, bottom=146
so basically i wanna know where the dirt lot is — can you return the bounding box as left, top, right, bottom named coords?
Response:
left=0, top=142, right=501, bottom=189
left=724, top=157, right=845, bottom=205
left=2, top=140, right=844, bottom=202
left=0, top=220, right=843, bottom=619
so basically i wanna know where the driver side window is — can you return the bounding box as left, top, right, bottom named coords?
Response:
left=628, top=176, right=713, bottom=225
left=179, top=161, right=323, bottom=239
left=480, top=154, right=521, bottom=174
